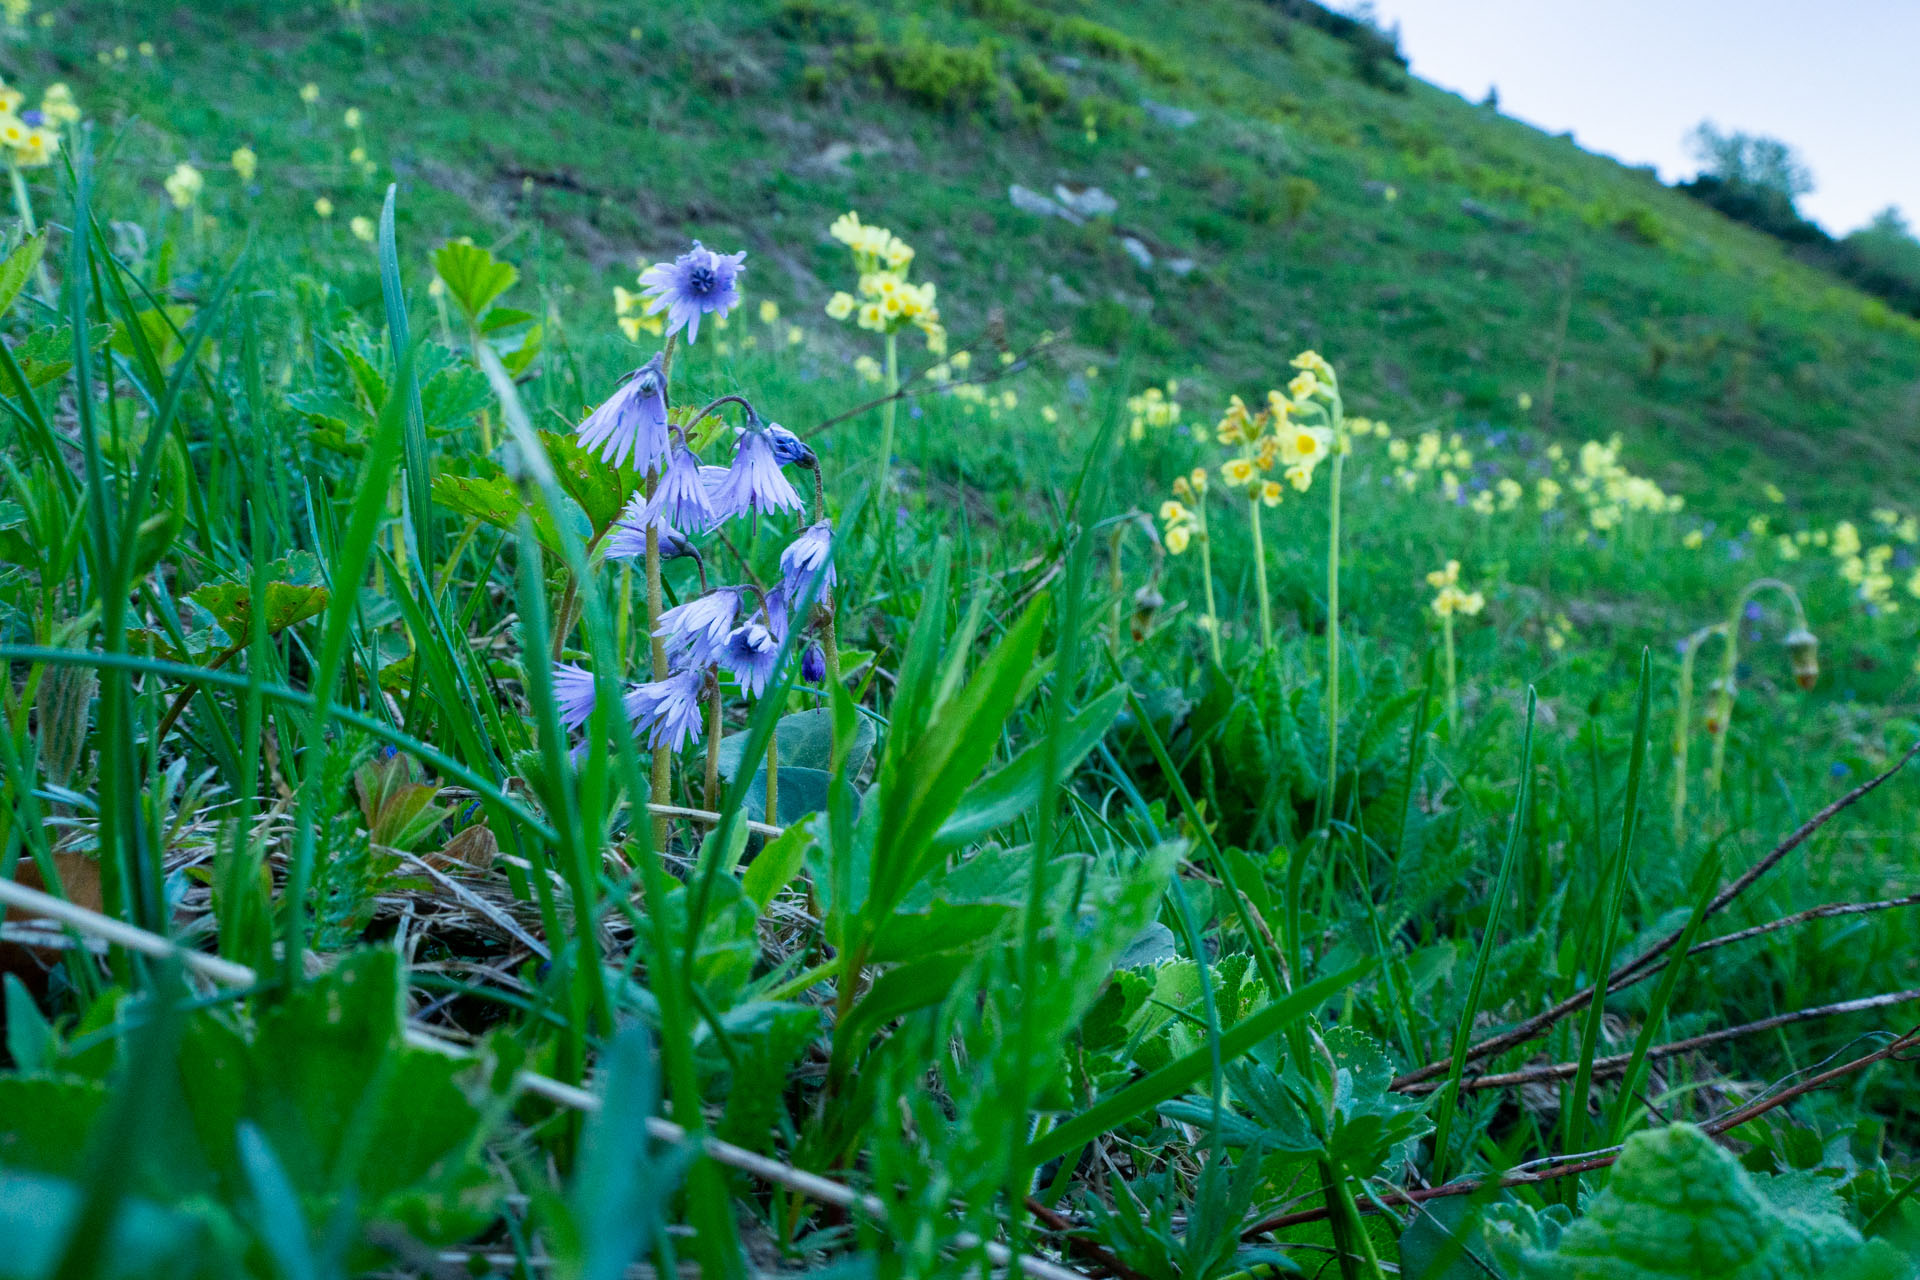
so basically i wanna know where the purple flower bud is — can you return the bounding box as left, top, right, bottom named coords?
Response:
left=766, top=423, right=816, bottom=468
left=802, top=643, right=827, bottom=684
left=551, top=662, right=599, bottom=734
left=606, top=491, right=695, bottom=562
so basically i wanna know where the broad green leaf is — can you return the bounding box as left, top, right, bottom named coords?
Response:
left=741, top=823, right=812, bottom=911
left=931, top=685, right=1126, bottom=850
left=432, top=239, right=518, bottom=323
left=1521, top=1123, right=1910, bottom=1279
left=542, top=428, right=635, bottom=534
left=0, top=230, right=44, bottom=317
left=187, top=552, right=330, bottom=638
left=717, top=709, right=876, bottom=782
left=431, top=469, right=566, bottom=557
left=0, top=1076, right=110, bottom=1177
left=0, top=1169, right=238, bottom=1280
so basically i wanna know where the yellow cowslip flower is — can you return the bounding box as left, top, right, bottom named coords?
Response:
left=231, top=146, right=258, bottom=183
left=1189, top=467, right=1208, bottom=494
left=1470, top=490, right=1496, bottom=515
left=1441, top=471, right=1461, bottom=502
left=951, top=350, right=973, bottom=372
left=1413, top=431, right=1441, bottom=470
left=1284, top=463, right=1314, bottom=492
left=313, top=196, right=335, bottom=219
left=349, top=146, right=368, bottom=167
left=300, top=82, right=320, bottom=104
left=1387, top=438, right=1409, bottom=462
left=1287, top=370, right=1318, bottom=400
left=1831, top=520, right=1861, bottom=558
left=1873, top=507, right=1900, bottom=528
left=1763, top=482, right=1786, bottom=504
left=40, top=83, right=80, bottom=125
left=1159, top=500, right=1189, bottom=523
left=1907, top=568, right=1920, bottom=599
left=0, top=115, right=26, bottom=149
left=825, top=291, right=854, bottom=320
left=349, top=215, right=376, bottom=243
left=787, top=324, right=803, bottom=346
left=856, top=302, right=884, bottom=331
left=1775, top=535, right=1801, bottom=561
left=343, top=107, right=363, bottom=130
left=138, top=41, right=155, bottom=58
left=1172, top=476, right=1195, bottom=503
left=879, top=292, right=904, bottom=321
left=0, top=87, right=23, bottom=116
left=1427, top=560, right=1461, bottom=589
left=163, top=162, right=204, bottom=210
left=1546, top=614, right=1572, bottom=651
left=1683, top=529, right=1705, bottom=549
left=1220, top=457, right=1258, bottom=489
left=1536, top=477, right=1562, bottom=510
left=758, top=298, right=779, bottom=325
left=1000, top=390, right=1018, bottom=410
left=1252, top=437, right=1280, bottom=473
left=1394, top=466, right=1418, bottom=491
left=1747, top=514, right=1769, bottom=537
left=15, top=127, right=54, bottom=168
left=1279, top=424, right=1330, bottom=468
left=1258, top=480, right=1284, bottom=507
left=1589, top=505, right=1621, bottom=531
left=1496, top=477, right=1523, bottom=510
left=1041, top=404, right=1058, bottom=424
left=1164, top=523, right=1192, bottom=554
left=1290, top=349, right=1333, bottom=379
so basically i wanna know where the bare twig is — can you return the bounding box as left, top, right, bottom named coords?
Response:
left=1398, top=988, right=1920, bottom=1094
left=1393, top=741, right=1920, bottom=1089
left=1245, top=1027, right=1920, bottom=1237
left=802, top=335, right=1063, bottom=440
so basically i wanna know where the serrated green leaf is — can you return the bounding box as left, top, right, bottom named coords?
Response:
left=0, top=230, right=44, bottom=317
left=432, top=239, right=518, bottom=323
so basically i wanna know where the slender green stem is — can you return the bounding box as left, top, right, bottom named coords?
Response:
left=765, top=729, right=779, bottom=826
left=1706, top=577, right=1808, bottom=799
left=1670, top=624, right=1723, bottom=845
left=1323, top=403, right=1346, bottom=817
left=1198, top=504, right=1222, bottom=667
left=1249, top=495, right=1274, bottom=652
left=876, top=329, right=898, bottom=509
left=812, top=467, right=842, bottom=689
left=703, top=681, right=722, bottom=810
left=1442, top=613, right=1457, bottom=736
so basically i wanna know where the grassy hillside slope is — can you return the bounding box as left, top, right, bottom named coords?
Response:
left=44, top=0, right=1920, bottom=516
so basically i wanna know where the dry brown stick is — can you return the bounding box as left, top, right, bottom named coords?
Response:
left=1398, top=987, right=1920, bottom=1094
left=1632, top=892, right=1920, bottom=978
left=1246, top=1027, right=1920, bottom=1237
left=1393, top=741, right=1920, bottom=1089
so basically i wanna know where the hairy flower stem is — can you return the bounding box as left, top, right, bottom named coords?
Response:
left=1249, top=496, right=1274, bottom=652
left=7, top=161, right=49, bottom=298
left=1322, top=392, right=1347, bottom=820
left=1671, top=623, right=1725, bottom=845
left=765, top=733, right=779, bottom=826
left=812, top=467, right=842, bottom=689
left=1706, top=577, right=1809, bottom=801
left=875, top=330, right=898, bottom=536
left=703, top=684, right=722, bottom=810
left=1198, top=504, right=1223, bottom=666
left=1442, top=612, right=1458, bottom=736
left=644, top=333, right=679, bottom=847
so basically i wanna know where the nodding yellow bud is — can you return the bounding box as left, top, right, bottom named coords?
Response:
left=1703, top=677, right=1736, bottom=736
left=1130, top=584, right=1165, bottom=642
left=1783, top=627, right=1819, bottom=691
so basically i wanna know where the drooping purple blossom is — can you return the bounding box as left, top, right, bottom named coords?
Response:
left=643, top=437, right=716, bottom=534
left=778, top=521, right=835, bottom=602
left=552, top=662, right=599, bottom=733
left=577, top=354, right=669, bottom=474
left=622, top=667, right=707, bottom=752
left=606, top=491, right=695, bottom=562
left=655, top=587, right=745, bottom=668
left=766, top=423, right=817, bottom=469
left=801, top=643, right=827, bottom=684
left=709, top=424, right=804, bottom=521
left=763, top=582, right=790, bottom=640
left=718, top=619, right=782, bottom=698
left=639, top=241, right=745, bottom=344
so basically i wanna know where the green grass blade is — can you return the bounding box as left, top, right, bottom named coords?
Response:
left=1430, top=686, right=1537, bottom=1183
left=377, top=184, right=436, bottom=583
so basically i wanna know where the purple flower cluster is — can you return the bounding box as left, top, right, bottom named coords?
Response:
left=555, top=251, right=846, bottom=761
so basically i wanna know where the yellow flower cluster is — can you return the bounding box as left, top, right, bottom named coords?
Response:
left=1126, top=382, right=1181, bottom=441
left=0, top=78, right=70, bottom=168
left=1159, top=469, right=1209, bottom=555
left=823, top=211, right=945, bottom=353
left=1398, top=432, right=1680, bottom=532
left=1426, top=560, right=1485, bottom=617
left=613, top=284, right=664, bottom=343
left=1209, top=353, right=1358, bottom=504
left=163, top=162, right=204, bottom=210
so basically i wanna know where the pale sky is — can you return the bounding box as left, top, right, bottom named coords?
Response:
left=1359, top=0, right=1919, bottom=235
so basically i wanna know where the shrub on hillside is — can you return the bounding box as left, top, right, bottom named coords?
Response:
left=840, top=37, right=1001, bottom=115
left=773, top=0, right=875, bottom=45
